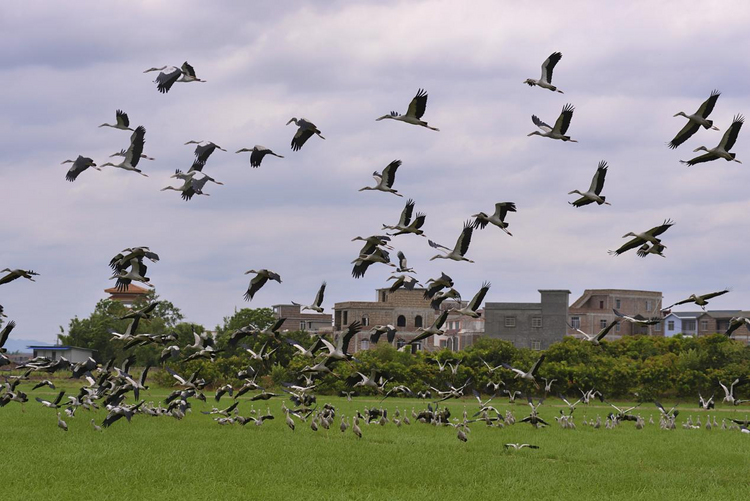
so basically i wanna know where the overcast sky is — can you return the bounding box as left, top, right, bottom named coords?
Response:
left=2, top=1, right=750, bottom=345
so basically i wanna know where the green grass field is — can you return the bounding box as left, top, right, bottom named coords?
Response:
left=2, top=386, right=750, bottom=500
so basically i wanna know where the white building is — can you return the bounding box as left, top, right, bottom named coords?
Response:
left=28, top=345, right=95, bottom=363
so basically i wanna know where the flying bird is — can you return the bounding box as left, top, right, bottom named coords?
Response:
left=292, top=281, right=326, bottom=313
left=99, top=110, right=133, bottom=131
left=376, top=89, right=439, bottom=131
left=185, top=140, right=227, bottom=166
left=61, top=155, right=100, bottom=182
left=502, top=355, right=545, bottom=389
left=243, top=269, right=282, bottom=301
left=0, top=269, right=39, bottom=286
left=451, top=282, right=490, bottom=318
left=680, top=115, right=743, bottom=166
left=382, top=199, right=426, bottom=237
left=429, top=221, right=475, bottom=263
left=528, top=104, right=577, bottom=142
left=567, top=319, right=618, bottom=345
left=608, top=219, right=674, bottom=257
left=0, top=320, right=16, bottom=353
left=613, top=309, right=661, bottom=326
left=235, top=145, right=284, bottom=167
left=286, top=118, right=325, bottom=151
left=472, top=202, right=516, bottom=235
left=386, top=274, right=420, bottom=293
left=568, top=161, right=610, bottom=207
left=668, top=90, right=721, bottom=148
left=394, top=251, right=414, bottom=273
left=725, top=317, right=750, bottom=337
left=351, top=247, right=395, bottom=279
left=358, top=160, right=403, bottom=197
left=664, top=289, right=730, bottom=311
left=99, top=126, right=148, bottom=176
left=146, top=61, right=205, bottom=93
left=523, top=52, right=564, bottom=93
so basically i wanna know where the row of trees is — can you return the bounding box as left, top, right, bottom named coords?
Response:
left=58, top=291, right=750, bottom=399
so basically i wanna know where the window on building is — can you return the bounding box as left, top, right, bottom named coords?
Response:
left=343, top=311, right=348, bottom=325
left=615, top=322, right=621, bottom=332
left=615, top=299, right=621, bottom=309
left=300, top=321, right=306, bottom=330
left=599, top=300, right=604, bottom=309
left=440, top=339, right=448, bottom=348
left=571, top=317, right=581, bottom=329
left=360, top=339, right=369, bottom=350
left=415, top=315, right=423, bottom=328
left=646, top=300, right=653, bottom=312
left=683, top=320, right=696, bottom=331
left=667, top=320, right=675, bottom=331
left=452, top=337, right=459, bottom=351
left=655, top=322, right=661, bottom=332
left=412, top=342, right=422, bottom=351
left=380, top=291, right=387, bottom=302
left=531, top=340, right=541, bottom=351
left=504, top=316, right=516, bottom=328
left=396, top=338, right=406, bottom=349
left=361, top=315, right=370, bottom=327
left=532, top=317, right=542, bottom=328
left=308, top=322, right=313, bottom=329
left=51, top=351, right=57, bottom=360
left=600, top=319, right=607, bottom=329
left=700, top=320, right=708, bottom=331
left=397, top=315, right=406, bottom=327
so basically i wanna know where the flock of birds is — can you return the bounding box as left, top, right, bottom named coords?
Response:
left=1, top=53, right=749, bottom=442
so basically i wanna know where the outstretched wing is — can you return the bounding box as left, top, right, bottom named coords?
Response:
left=721, top=114, right=744, bottom=151
left=382, top=160, right=401, bottom=188
left=407, top=89, right=428, bottom=119
left=554, top=104, right=575, bottom=135
left=313, top=282, right=326, bottom=307
left=668, top=120, right=701, bottom=149
left=455, top=221, right=474, bottom=257
left=591, top=161, right=608, bottom=195
left=541, top=51, right=562, bottom=84
left=531, top=115, right=552, bottom=132
left=697, top=89, right=720, bottom=119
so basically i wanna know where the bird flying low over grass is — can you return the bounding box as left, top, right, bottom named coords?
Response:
left=567, top=319, right=618, bottom=345
left=680, top=115, right=743, bottom=166
left=376, top=89, right=439, bottom=131
left=569, top=161, right=610, bottom=207
left=608, top=219, right=674, bottom=257
left=523, top=51, right=564, bottom=93
left=502, top=355, right=545, bottom=389
left=668, top=90, right=721, bottom=148
left=528, top=104, right=577, bottom=142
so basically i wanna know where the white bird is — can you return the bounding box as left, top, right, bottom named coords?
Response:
left=351, top=247, right=395, bottom=279
left=99, top=126, right=148, bottom=176
left=243, top=269, right=282, bottom=301
left=62, top=156, right=99, bottom=182
left=407, top=310, right=449, bottom=346
left=681, top=115, right=743, bottom=165
left=109, top=258, right=153, bottom=289
left=528, top=104, right=577, bottom=142
left=394, top=251, right=414, bottom=273
left=359, top=160, right=403, bottom=197
left=292, top=281, right=326, bottom=313
left=613, top=309, right=660, bottom=326
left=719, top=377, right=745, bottom=404
left=451, top=282, right=490, bottom=318
left=146, top=62, right=205, bottom=93
left=608, top=219, right=674, bottom=257
left=386, top=274, right=420, bottom=293
left=235, top=145, right=284, bottom=168
left=471, top=202, right=516, bottom=236
left=726, top=317, right=750, bottom=337
left=376, top=89, right=439, bottom=131
left=504, top=443, right=539, bottom=450
left=523, top=52, right=564, bottom=93
left=502, top=355, right=545, bottom=389
left=567, top=319, right=619, bottom=345
left=286, top=118, right=325, bottom=151
left=98, top=110, right=133, bottom=131
left=383, top=199, right=426, bottom=237
left=0, top=269, right=39, bottom=286
left=429, top=221, right=475, bottom=263
left=669, top=90, right=721, bottom=149
left=664, top=289, right=730, bottom=311
left=569, top=161, right=610, bottom=207
left=110, top=148, right=154, bottom=161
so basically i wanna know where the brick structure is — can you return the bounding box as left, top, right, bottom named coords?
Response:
left=568, top=289, right=662, bottom=339
left=272, top=304, right=332, bottom=333
left=105, top=283, right=150, bottom=306
left=333, top=288, right=438, bottom=352
left=484, top=290, right=570, bottom=350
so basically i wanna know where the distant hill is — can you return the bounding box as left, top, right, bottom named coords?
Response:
left=3, top=338, right=51, bottom=353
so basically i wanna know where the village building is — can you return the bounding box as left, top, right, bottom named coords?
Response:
left=105, top=283, right=150, bottom=306
left=272, top=304, right=332, bottom=333
left=484, top=290, right=570, bottom=350
left=27, top=345, right=95, bottom=363
left=567, top=289, right=663, bottom=339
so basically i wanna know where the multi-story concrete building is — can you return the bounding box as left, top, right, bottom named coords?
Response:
left=435, top=310, right=485, bottom=351
left=484, top=290, right=570, bottom=350
left=272, top=304, right=332, bottom=333
left=333, top=288, right=438, bottom=352
left=567, top=289, right=663, bottom=339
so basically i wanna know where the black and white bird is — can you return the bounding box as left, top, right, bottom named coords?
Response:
left=523, top=52, right=564, bottom=93
left=235, top=146, right=284, bottom=167
left=407, top=310, right=449, bottom=346
left=145, top=62, right=205, bottom=93
left=664, top=289, right=730, bottom=311
left=376, top=89, right=439, bottom=131
left=613, top=309, right=661, bottom=326
left=681, top=115, right=743, bottom=166
left=451, top=282, right=490, bottom=318
left=429, top=221, right=475, bottom=263
left=99, top=126, right=148, bottom=176
left=358, top=160, right=403, bottom=197
left=386, top=274, right=421, bottom=293
left=243, top=269, right=282, bottom=301
left=718, top=377, right=746, bottom=404
left=185, top=140, right=227, bottom=167
left=669, top=90, right=721, bottom=149
left=528, top=104, right=577, bottom=142
left=383, top=199, right=426, bottom=237
left=99, top=110, right=133, bottom=131
left=424, top=272, right=454, bottom=299
left=725, top=317, right=750, bottom=337
left=0, top=269, right=39, bottom=286
left=471, top=202, right=516, bottom=236
left=568, top=161, right=610, bottom=207
left=36, top=390, right=66, bottom=408
left=369, top=324, right=397, bottom=345
left=286, top=118, right=325, bottom=151
left=567, top=319, right=619, bottom=345
left=608, top=219, right=674, bottom=257
left=0, top=320, right=16, bottom=353
left=505, top=443, right=540, bottom=450
left=62, top=156, right=99, bottom=182
left=351, top=247, right=395, bottom=279
left=502, top=355, right=545, bottom=389
left=109, top=257, right=153, bottom=291
left=292, top=281, right=326, bottom=313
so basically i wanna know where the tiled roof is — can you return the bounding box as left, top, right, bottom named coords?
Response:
left=104, top=283, right=150, bottom=295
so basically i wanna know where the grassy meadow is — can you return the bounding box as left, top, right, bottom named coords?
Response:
left=2, top=383, right=750, bottom=501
